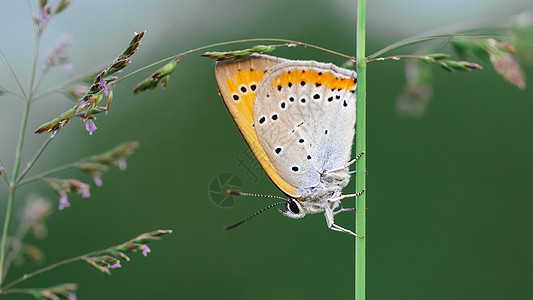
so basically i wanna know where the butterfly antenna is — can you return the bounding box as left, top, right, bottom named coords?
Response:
left=226, top=190, right=286, bottom=201
left=225, top=201, right=287, bottom=230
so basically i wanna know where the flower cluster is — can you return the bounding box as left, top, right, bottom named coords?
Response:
left=34, top=31, right=146, bottom=136
left=40, top=141, right=138, bottom=209
left=451, top=37, right=526, bottom=89
left=77, top=141, right=139, bottom=185
left=43, top=35, right=73, bottom=74
left=32, top=0, right=71, bottom=28
left=47, top=179, right=90, bottom=210
left=84, top=230, right=172, bottom=275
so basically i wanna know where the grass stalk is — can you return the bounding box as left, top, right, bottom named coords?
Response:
left=355, top=0, right=367, bottom=299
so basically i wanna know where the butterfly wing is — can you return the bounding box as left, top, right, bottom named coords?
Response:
left=215, top=54, right=300, bottom=198
left=253, top=60, right=357, bottom=189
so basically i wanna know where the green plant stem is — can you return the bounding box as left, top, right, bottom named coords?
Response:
left=0, top=49, right=27, bottom=100
left=2, top=201, right=37, bottom=277
left=0, top=101, right=31, bottom=286
left=1, top=243, right=117, bottom=292
left=355, top=0, right=367, bottom=299
left=16, top=135, right=54, bottom=184
left=118, top=38, right=356, bottom=84
left=18, top=162, right=79, bottom=187
left=0, top=191, right=14, bottom=286
left=0, top=287, right=35, bottom=296
left=0, top=159, right=8, bottom=185
left=0, top=23, right=42, bottom=286
left=1, top=255, right=84, bottom=292
left=28, top=34, right=41, bottom=98
left=367, top=31, right=499, bottom=60
left=0, top=84, right=24, bottom=101
left=367, top=54, right=445, bottom=63
left=18, top=146, right=116, bottom=187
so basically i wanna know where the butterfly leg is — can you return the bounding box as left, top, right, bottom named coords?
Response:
left=328, top=188, right=365, bottom=203
left=327, top=151, right=365, bottom=173
left=324, top=206, right=364, bottom=238
left=330, top=224, right=365, bottom=238
left=334, top=207, right=356, bottom=215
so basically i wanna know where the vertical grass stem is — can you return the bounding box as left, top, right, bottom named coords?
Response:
left=355, top=0, right=367, bottom=299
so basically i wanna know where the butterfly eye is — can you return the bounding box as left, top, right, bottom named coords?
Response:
left=287, top=199, right=300, bottom=214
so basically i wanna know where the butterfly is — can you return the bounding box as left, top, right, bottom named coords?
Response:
left=215, top=54, right=363, bottom=237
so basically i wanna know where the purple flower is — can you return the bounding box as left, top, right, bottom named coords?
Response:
left=58, top=191, right=70, bottom=210
left=99, top=77, right=109, bottom=97
left=63, top=62, right=75, bottom=74
left=141, top=245, right=151, bottom=257
left=93, top=175, right=103, bottom=187
left=118, top=158, right=127, bottom=170
left=70, top=85, right=88, bottom=99
left=39, top=10, right=50, bottom=23
left=109, top=260, right=122, bottom=269
left=68, top=293, right=77, bottom=300
left=67, top=179, right=90, bottom=198
left=85, top=120, right=97, bottom=135
left=81, top=186, right=90, bottom=198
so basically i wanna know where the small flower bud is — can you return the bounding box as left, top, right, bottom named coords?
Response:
left=34, top=107, right=76, bottom=134
left=58, top=191, right=69, bottom=210
left=55, top=0, right=71, bottom=14
left=67, top=85, right=89, bottom=100
left=47, top=178, right=91, bottom=210
left=133, top=56, right=180, bottom=94
left=438, top=60, right=483, bottom=72
left=141, top=244, right=151, bottom=257
left=85, top=119, right=97, bottom=135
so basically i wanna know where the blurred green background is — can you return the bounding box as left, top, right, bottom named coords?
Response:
left=1, top=0, right=532, bottom=299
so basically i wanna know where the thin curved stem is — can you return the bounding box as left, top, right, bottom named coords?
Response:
left=17, top=162, right=79, bottom=187
left=368, top=24, right=504, bottom=60
left=0, top=13, right=44, bottom=285
left=1, top=256, right=82, bottom=291
left=28, top=33, right=41, bottom=98
left=0, top=287, right=35, bottom=296
left=16, top=135, right=55, bottom=184
left=0, top=84, right=24, bottom=101
left=1, top=247, right=108, bottom=291
left=369, top=35, right=447, bottom=59
left=0, top=101, right=30, bottom=286
left=2, top=204, right=35, bottom=278
left=0, top=159, right=8, bottom=185
left=0, top=49, right=27, bottom=100
left=118, top=38, right=355, bottom=84
left=367, top=54, right=448, bottom=63
left=0, top=191, right=15, bottom=286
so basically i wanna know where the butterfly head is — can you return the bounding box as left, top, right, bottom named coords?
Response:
left=279, top=198, right=306, bottom=219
